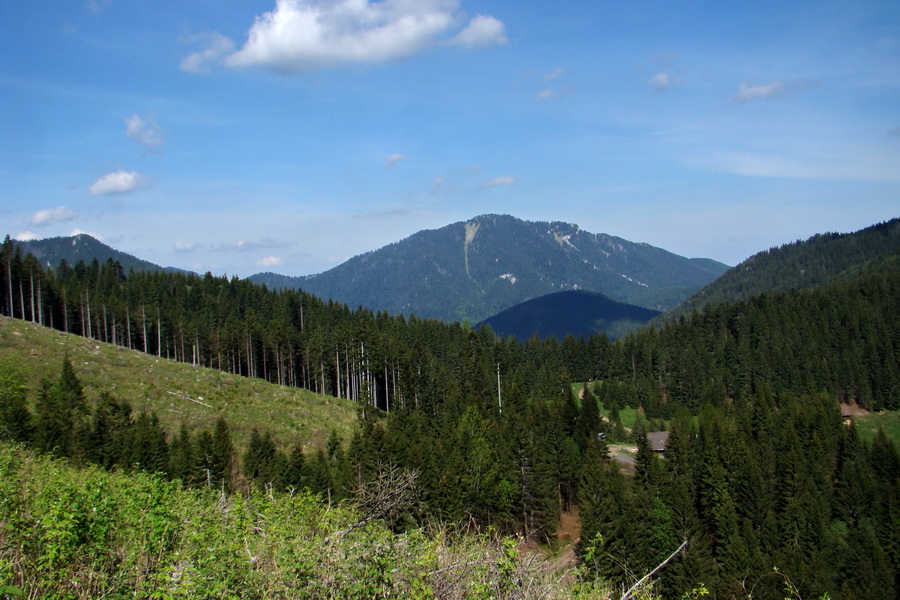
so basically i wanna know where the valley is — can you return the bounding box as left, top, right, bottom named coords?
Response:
left=0, top=216, right=898, bottom=600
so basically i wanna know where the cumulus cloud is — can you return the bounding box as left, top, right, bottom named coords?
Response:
left=88, top=170, right=149, bottom=196
left=649, top=70, right=681, bottom=91
left=30, top=206, right=78, bottom=227
left=385, top=153, right=405, bottom=167
left=180, top=32, right=235, bottom=74
left=124, top=114, right=164, bottom=147
left=480, top=175, right=517, bottom=189
left=210, top=0, right=505, bottom=73
left=449, top=14, right=506, bottom=48
left=257, top=255, right=284, bottom=267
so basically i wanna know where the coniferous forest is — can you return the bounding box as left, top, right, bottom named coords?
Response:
left=0, top=230, right=898, bottom=599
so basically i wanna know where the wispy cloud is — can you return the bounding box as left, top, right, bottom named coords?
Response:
left=197, top=0, right=505, bottom=74
left=700, top=147, right=900, bottom=183
left=535, top=67, right=568, bottom=101
left=86, top=0, right=111, bottom=14
left=352, top=208, right=410, bottom=220
left=180, top=32, right=235, bottom=74
left=173, top=240, right=198, bottom=252
left=649, top=70, right=681, bottom=91
left=385, top=153, right=405, bottom=168
left=218, top=238, right=291, bottom=253
left=543, top=67, right=565, bottom=83
left=88, top=170, right=149, bottom=196
left=124, top=114, right=164, bottom=147
left=732, top=80, right=814, bottom=104
left=30, top=206, right=78, bottom=227
left=480, top=175, right=518, bottom=189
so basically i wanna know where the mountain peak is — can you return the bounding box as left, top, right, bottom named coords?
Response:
left=251, top=214, right=729, bottom=323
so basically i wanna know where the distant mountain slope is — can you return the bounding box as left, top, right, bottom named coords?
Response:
left=477, top=290, right=661, bottom=341
left=252, top=214, right=729, bottom=323
left=666, top=217, right=900, bottom=320
left=13, top=234, right=179, bottom=274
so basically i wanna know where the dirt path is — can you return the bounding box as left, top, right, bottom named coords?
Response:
left=551, top=508, right=581, bottom=570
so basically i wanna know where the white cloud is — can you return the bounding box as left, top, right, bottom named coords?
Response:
left=385, top=153, right=405, bottom=167
left=217, top=0, right=505, bottom=73
left=700, top=147, right=900, bottom=183
left=732, top=80, right=794, bottom=103
left=449, top=14, right=507, bottom=48
left=15, top=231, right=39, bottom=242
left=480, top=175, right=517, bottom=189
left=30, top=206, right=78, bottom=227
left=88, top=170, right=149, bottom=196
left=173, top=241, right=197, bottom=252
left=86, top=0, right=111, bottom=14
left=536, top=88, right=554, bottom=101
left=257, top=255, right=284, bottom=267
left=124, top=114, right=164, bottom=147
left=543, top=68, right=565, bottom=83
left=180, top=32, right=235, bottom=74
left=70, top=229, right=103, bottom=241
left=649, top=70, right=681, bottom=91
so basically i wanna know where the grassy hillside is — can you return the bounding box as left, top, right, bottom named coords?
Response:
left=0, top=317, right=357, bottom=450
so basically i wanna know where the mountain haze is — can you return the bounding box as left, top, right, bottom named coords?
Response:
left=253, top=214, right=729, bottom=323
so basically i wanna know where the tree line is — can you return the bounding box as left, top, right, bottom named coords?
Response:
left=2, top=235, right=898, bottom=598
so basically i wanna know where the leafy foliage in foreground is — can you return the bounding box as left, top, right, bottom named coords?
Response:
left=0, top=442, right=617, bottom=600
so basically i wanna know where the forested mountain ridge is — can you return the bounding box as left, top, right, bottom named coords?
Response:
left=477, top=289, right=661, bottom=341
left=15, top=233, right=184, bottom=275
left=251, top=214, right=729, bottom=323
left=1, top=223, right=898, bottom=599
left=665, top=216, right=900, bottom=320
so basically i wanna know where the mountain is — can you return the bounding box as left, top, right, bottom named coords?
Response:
left=665, top=217, right=900, bottom=320
left=12, top=233, right=182, bottom=274
left=477, top=290, right=661, bottom=341
left=252, top=214, right=729, bottom=323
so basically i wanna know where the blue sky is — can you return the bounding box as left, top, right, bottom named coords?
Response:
left=2, top=0, right=898, bottom=277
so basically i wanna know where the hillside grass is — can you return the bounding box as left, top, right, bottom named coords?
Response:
left=572, top=382, right=661, bottom=433
left=0, top=317, right=358, bottom=450
left=574, top=382, right=900, bottom=447
left=856, top=410, right=900, bottom=445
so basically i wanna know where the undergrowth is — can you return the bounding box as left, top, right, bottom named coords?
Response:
left=0, top=442, right=619, bottom=600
